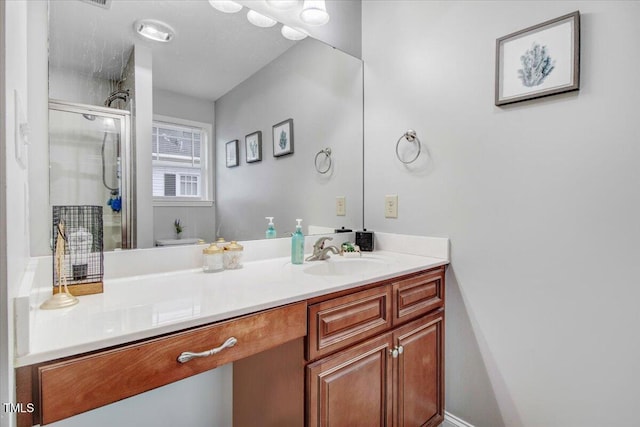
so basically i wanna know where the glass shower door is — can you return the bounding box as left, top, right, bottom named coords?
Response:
left=49, top=101, right=132, bottom=250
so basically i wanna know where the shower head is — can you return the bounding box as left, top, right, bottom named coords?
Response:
left=105, top=89, right=130, bottom=107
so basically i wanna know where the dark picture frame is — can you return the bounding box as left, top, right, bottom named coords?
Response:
left=245, top=131, right=262, bottom=163
left=272, top=118, right=294, bottom=157
left=495, top=11, right=580, bottom=106
left=225, top=139, right=239, bottom=167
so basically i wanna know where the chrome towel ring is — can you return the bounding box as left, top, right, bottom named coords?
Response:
left=396, top=130, right=421, bottom=164
left=315, top=148, right=332, bottom=174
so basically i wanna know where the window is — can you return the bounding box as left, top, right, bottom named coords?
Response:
left=152, top=115, right=212, bottom=206
left=180, top=175, right=198, bottom=196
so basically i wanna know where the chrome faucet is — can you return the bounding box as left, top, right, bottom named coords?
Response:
left=306, top=237, right=340, bottom=261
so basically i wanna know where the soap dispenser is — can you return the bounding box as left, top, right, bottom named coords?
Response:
left=291, top=219, right=305, bottom=265
left=265, top=217, right=277, bottom=239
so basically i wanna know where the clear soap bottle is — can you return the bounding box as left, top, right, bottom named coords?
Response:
left=265, top=217, right=277, bottom=239
left=291, top=219, right=305, bottom=265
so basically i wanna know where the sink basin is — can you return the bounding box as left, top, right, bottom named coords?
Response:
left=303, top=257, right=389, bottom=277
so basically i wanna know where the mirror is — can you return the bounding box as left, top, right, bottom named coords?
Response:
left=46, top=0, right=363, bottom=251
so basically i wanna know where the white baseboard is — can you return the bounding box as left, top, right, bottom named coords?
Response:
left=445, top=411, right=475, bottom=427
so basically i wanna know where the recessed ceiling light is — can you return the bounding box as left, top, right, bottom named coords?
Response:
left=281, top=25, right=308, bottom=41
left=134, top=20, right=175, bottom=43
left=300, top=0, right=329, bottom=26
left=247, top=10, right=277, bottom=28
left=208, top=0, right=243, bottom=14
left=265, top=0, right=299, bottom=10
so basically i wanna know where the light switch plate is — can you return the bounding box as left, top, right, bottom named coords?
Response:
left=336, top=196, right=346, bottom=216
left=385, top=195, right=398, bottom=218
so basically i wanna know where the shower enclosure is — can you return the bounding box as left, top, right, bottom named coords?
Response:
left=49, top=100, right=133, bottom=250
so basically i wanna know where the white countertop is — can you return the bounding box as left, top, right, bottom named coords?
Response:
left=17, top=250, right=448, bottom=366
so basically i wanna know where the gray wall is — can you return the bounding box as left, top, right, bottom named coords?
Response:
left=215, top=37, right=363, bottom=241
left=363, top=1, right=640, bottom=426
left=152, top=88, right=216, bottom=243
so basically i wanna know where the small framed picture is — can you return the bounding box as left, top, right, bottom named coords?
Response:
left=495, top=11, right=580, bottom=106
left=245, top=131, right=262, bottom=163
left=272, top=118, right=294, bottom=157
left=225, top=140, right=239, bottom=167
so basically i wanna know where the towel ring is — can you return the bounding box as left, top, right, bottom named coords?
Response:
left=315, top=148, right=332, bottom=174
left=395, top=130, right=421, bottom=164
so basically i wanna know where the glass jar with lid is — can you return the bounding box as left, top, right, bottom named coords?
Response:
left=215, top=237, right=229, bottom=249
left=224, top=241, right=244, bottom=269
left=202, top=243, right=224, bottom=273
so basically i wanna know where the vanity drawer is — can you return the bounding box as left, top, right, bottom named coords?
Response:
left=392, top=267, right=445, bottom=325
left=36, top=302, right=306, bottom=425
left=308, top=285, right=392, bottom=361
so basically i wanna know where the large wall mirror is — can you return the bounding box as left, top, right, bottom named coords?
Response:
left=44, top=0, right=363, bottom=252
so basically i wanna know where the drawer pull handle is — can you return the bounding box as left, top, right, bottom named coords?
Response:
left=177, top=337, right=238, bottom=363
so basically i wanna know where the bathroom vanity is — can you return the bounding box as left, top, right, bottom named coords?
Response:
left=305, top=267, right=444, bottom=426
left=15, top=243, right=447, bottom=426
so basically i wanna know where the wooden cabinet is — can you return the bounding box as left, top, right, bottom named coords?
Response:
left=307, top=311, right=444, bottom=427
left=307, top=333, right=394, bottom=427
left=393, top=310, right=444, bottom=427
left=306, top=267, right=445, bottom=427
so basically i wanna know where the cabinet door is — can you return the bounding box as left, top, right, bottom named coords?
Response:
left=307, top=333, right=393, bottom=427
left=393, top=309, right=444, bottom=427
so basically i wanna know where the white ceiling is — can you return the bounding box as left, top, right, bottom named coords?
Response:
left=49, top=0, right=299, bottom=101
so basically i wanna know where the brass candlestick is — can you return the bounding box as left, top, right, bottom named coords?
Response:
left=41, top=221, right=79, bottom=310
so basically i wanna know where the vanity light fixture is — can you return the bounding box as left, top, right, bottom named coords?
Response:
left=247, top=10, right=277, bottom=28
left=281, top=25, right=308, bottom=41
left=265, top=0, right=299, bottom=10
left=134, top=19, right=175, bottom=43
left=300, top=0, right=329, bottom=26
left=208, top=0, right=243, bottom=14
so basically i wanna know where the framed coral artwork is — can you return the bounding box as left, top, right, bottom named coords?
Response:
left=495, top=11, right=580, bottom=106
left=272, top=118, right=294, bottom=157
left=226, top=139, right=239, bottom=167
left=245, top=131, right=262, bottom=163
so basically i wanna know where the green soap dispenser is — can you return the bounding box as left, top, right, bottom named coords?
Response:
left=291, top=218, right=305, bottom=264
left=265, top=217, right=277, bottom=239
